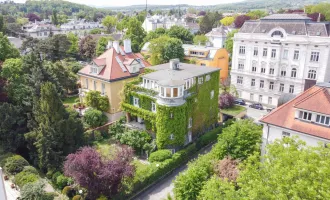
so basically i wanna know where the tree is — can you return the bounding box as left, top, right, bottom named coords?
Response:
left=311, top=3, right=330, bottom=20
left=198, top=176, right=237, bottom=200
left=199, top=15, right=213, bottom=34
left=246, top=10, right=267, bottom=20
left=26, top=13, right=41, bottom=22
left=102, top=16, right=117, bottom=33
left=220, top=16, right=235, bottom=26
left=0, top=32, right=20, bottom=61
left=214, top=156, right=239, bottom=182
left=27, top=82, right=84, bottom=171
left=96, top=36, right=113, bottom=56
left=0, top=103, right=27, bottom=152
left=143, top=28, right=166, bottom=43
left=16, top=17, right=29, bottom=26
left=90, top=28, right=102, bottom=34
left=225, top=29, right=239, bottom=55
left=212, top=120, right=262, bottom=160
left=234, top=15, right=251, bottom=28
left=0, top=15, right=4, bottom=33
left=79, top=35, right=96, bottom=60
left=39, top=34, right=71, bottom=61
left=67, top=33, right=79, bottom=54
left=83, top=108, right=108, bottom=128
left=193, top=35, right=209, bottom=45
left=115, top=130, right=152, bottom=154
left=64, top=146, right=135, bottom=199
left=149, top=36, right=184, bottom=65
left=218, top=138, right=330, bottom=199
left=219, top=92, right=235, bottom=109
left=167, top=25, right=194, bottom=43
left=85, top=90, right=110, bottom=112
left=125, top=17, right=146, bottom=52
left=52, top=9, right=59, bottom=25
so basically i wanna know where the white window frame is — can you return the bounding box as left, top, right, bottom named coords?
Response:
left=279, top=83, right=284, bottom=92
left=198, top=77, right=204, bottom=84
left=239, top=46, right=246, bottom=55
left=253, top=47, right=258, bottom=56
left=237, top=76, right=243, bottom=85
left=85, top=78, right=89, bottom=89
left=252, top=63, right=257, bottom=72
left=261, top=67, right=266, bottom=73
left=260, top=80, right=264, bottom=88
left=188, top=117, right=192, bottom=128
left=310, top=51, right=320, bottom=62
left=101, top=83, right=105, bottom=95
left=271, top=49, right=276, bottom=58
left=133, top=97, right=139, bottom=107
left=151, top=102, right=156, bottom=112
left=210, top=90, right=214, bottom=99
left=282, top=132, right=290, bottom=138
left=93, top=80, right=97, bottom=90
left=269, top=68, right=275, bottom=75
left=280, top=69, right=286, bottom=77
left=308, top=70, right=317, bottom=80
left=293, top=50, right=299, bottom=60
left=282, top=49, right=288, bottom=59
left=170, top=134, right=174, bottom=140
left=316, top=114, right=330, bottom=126
left=238, top=62, right=244, bottom=70
left=251, top=79, right=255, bottom=87
left=291, top=68, right=297, bottom=78
left=263, top=48, right=267, bottom=57
left=205, top=74, right=211, bottom=82
left=269, top=82, right=274, bottom=90
left=289, top=85, right=294, bottom=93
left=299, top=111, right=312, bottom=121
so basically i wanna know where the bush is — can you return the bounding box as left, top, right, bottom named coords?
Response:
left=46, top=170, right=54, bottom=179
left=14, top=171, right=39, bottom=188
left=84, top=108, right=108, bottom=128
left=93, top=130, right=103, bottom=141
left=56, top=175, right=69, bottom=189
left=44, top=192, right=56, bottom=200
left=22, top=166, right=38, bottom=175
left=85, top=91, right=110, bottom=112
left=52, top=171, right=62, bottom=183
left=20, top=181, right=47, bottom=200
left=97, top=195, right=108, bottom=200
left=4, top=155, right=29, bottom=174
left=73, top=195, right=82, bottom=200
left=149, top=150, right=172, bottom=162
left=62, top=186, right=76, bottom=198
left=0, top=152, right=14, bottom=167
left=116, top=130, right=152, bottom=154
left=196, top=127, right=222, bottom=150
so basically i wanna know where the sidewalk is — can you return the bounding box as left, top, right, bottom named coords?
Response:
left=3, top=178, right=20, bottom=200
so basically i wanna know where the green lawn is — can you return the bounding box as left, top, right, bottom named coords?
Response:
left=62, top=96, right=79, bottom=107
left=94, top=139, right=119, bottom=159
left=221, top=105, right=247, bottom=117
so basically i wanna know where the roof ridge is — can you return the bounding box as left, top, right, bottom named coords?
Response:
left=294, top=87, right=324, bottom=107
left=260, top=86, right=319, bottom=122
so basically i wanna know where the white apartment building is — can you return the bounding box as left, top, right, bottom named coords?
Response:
left=231, top=14, right=330, bottom=107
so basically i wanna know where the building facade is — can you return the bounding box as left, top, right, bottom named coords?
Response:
left=231, top=14, right=330, bottom=107
left=77, top=39, right=150, bottom=114
left=122, top=59, right=220, bottom=151
left=183, top=44, right=229, bottom=82
left=0, top=168, right=7, bottom=200
left=260, top=83, right=330, bottom=153
left=206, top=25, right=232, bottom=48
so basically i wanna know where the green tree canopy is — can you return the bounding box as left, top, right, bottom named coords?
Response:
left=193, top=35, right=209, bottom=45
left=220, top=16, right=235, bottom=26
left=67, top=33, right=79, bottom=54
left=246, top=10, right=267, bottom=20
left=125, top=17, right=146, bottom=53
left=225, top=29, right=239, bottom=55
left=96, top=36, right=114, bottom=56
left=0, top=32, right=20, bottom=62
left=85, top=90, right=110, bottom=112
left=167, top=25, right=194, bottom=43
left=311, top=3, right=330, bottom=21
left=102, top=16, right=117, bottom=33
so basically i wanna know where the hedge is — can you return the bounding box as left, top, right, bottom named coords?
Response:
left=120, top=126, right=223, bottom=198
left=14, top=171, right=39, bottom=188
left=149, top=150, right=172, bottom=162
left=4, top=155, right=30, bottom=175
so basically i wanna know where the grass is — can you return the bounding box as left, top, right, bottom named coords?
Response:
left=62, top=96, right=79, bottom=107
left=221, top=105, right=247, bottom=117
left=94, top=139, right=119, bottom=159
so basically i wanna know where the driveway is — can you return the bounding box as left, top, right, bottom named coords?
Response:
left=133, top=145, right=214, bottom=200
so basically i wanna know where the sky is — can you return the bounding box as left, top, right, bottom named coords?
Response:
left=14, top=0, right=244, bottom=7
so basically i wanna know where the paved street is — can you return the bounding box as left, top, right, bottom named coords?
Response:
left=133, top=145, right=214, bottom=200
left=244, top=103, right=270, bottom=122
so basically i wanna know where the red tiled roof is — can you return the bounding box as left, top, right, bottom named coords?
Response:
left=78, top=46, right=151, bottom=82
left=93, top=58, right=106, bottom=66
left=260, top=85, right=330, bottom=140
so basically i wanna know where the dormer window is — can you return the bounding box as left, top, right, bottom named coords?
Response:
left=91, top=66, right=98, bottom=74
left=299, top=111, right=312, bottom=121
left=316, top=115, right=330, bottom=126
left=271, top=30, right=284, bottom=38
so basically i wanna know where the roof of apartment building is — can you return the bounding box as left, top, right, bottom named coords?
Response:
left=206, top=25, right=231, bottom=37
left=142, top=62, right=220, bottom=82
left=260, top=83, right=330, bottom=140
left=182, top=44, right=225, bottom=60
left=240, top=14, right=330, bottom=37
left=78, top=43, right=150, bottom=82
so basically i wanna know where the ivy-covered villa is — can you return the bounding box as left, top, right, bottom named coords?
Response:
left=122, top=59, right=220, bottom=152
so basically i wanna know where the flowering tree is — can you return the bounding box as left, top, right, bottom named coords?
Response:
left=26, top=13, right=41, bottom=22
left=64, top=146, right=135, bottom=199
left=219, top=92, right=235, bottom=109
left=214, top=156, right=239, bottom=182
left=234, top=15, right=251, bottom=28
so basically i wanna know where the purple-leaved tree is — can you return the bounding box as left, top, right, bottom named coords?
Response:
left=63, top=146, right=135, bottom=199
left=219, top=92, right=235, bottom=109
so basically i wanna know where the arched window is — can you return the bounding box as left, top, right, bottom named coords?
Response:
left=308, top=70, right=317, bottom=79
left=271, top=30, right=284, bottom=37
left=291, top=68, right=297, bottom=78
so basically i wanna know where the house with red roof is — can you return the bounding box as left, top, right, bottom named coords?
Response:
left=260, top=82, right=330, bottom=152
left=77, top=39, right=151, bottom=114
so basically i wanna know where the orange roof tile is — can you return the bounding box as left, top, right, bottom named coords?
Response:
left=260, top=85, right=330, bottom=140
left=78, top=46, right=151, bottom=82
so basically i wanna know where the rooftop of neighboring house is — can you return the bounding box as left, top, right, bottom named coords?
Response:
left=240, top=14, right=330, bottom=37
left=182, top=44, right=223, bottom=60
left=7, top=37, right=23, bottom=49
left=25, top=24, right=59, bottom=32
left=142, top=60, right=220, bottom=82
left=78, top=39, right=151, bottom=82
left=260, top=82, right=330, bottom=140
left=206, top=25, right=232, bottom=37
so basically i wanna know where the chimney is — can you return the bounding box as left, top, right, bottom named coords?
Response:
left=169, top=59, right=180, bottom=70
left=317, top=13, right=321, bottom=22
left=106, top=40, right=113, bottom=49
left=113, top=41, right=120, bottom=53
left=124, top=39, right=132, bottom=53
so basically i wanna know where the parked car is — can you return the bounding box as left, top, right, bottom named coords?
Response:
left=249, top=103, right=264, bottom=110
left=267, top=108, right=274, bottom=112
left=234, top=99, right=246, bottom=105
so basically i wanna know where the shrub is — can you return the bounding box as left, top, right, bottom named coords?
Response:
left=84, top=108, right=108, bottom=128
left=20, top=180, right=47, bottom=200
left=97, top=195, right=108, bottom=200
left=4, top=155, right=29, bottom=174
left=149, top=150, right=172, bottom=162
left=73, top=195, right=82, bottom=200
left=0, top=152, right=14, bottom=167
left=22, top=166, right=38, bottom=175
left=196, top=126, right=222, bottom=150
left=52, top=171, right=62, bottom=183
left=93, top=130, right=103, bottom=141
left=116, top=130, right=152, bottom=154
left=56, top=175, right=69, bottom=189
left=219, top=92, right=235, bottom=109
left=85, top=91, right=110, bottom=112
left=14, top=171, right=39, bottom=188
left=44, top=192, right=56, bottom=200
left=62, top=186, right=76, bottom=198
left=46, top=170, right=54, bottom=179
